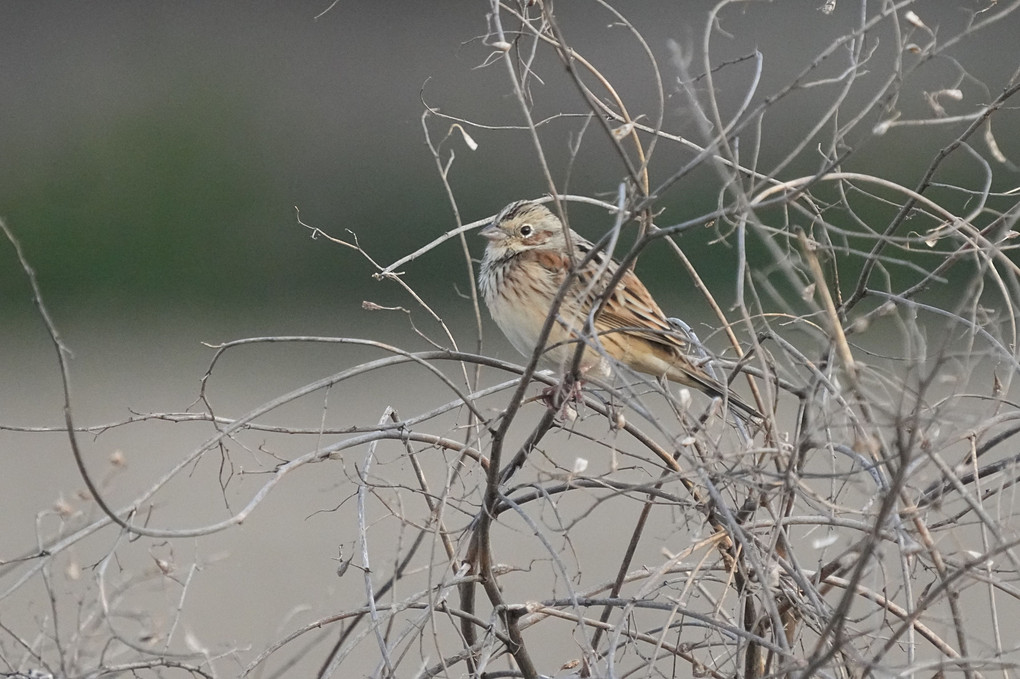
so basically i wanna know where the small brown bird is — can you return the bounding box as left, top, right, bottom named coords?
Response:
left=478, top=200, right=762, bottom=422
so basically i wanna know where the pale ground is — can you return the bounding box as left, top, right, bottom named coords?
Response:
left=2, top=307, right=1015, bottom=676
left=4, top=309, right=680, bottom=676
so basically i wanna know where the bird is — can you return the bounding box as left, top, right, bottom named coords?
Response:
left=477, top=200, right=762, bottom=423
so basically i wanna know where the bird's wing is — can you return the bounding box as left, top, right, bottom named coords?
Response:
left=580, top=258, right=690, bottom=355
left=545, top=233, right=697, bottom=357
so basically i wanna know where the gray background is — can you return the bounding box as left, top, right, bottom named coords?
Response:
left=1, top=2, right=1017, bottom=677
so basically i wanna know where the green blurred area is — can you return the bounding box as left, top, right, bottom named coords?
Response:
left=6, top=99, right=272, bottom=302
left=1, top=2, right=1016, bottom=327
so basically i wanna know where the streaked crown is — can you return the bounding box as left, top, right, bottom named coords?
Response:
left=479, top=201, right=569, bottom=255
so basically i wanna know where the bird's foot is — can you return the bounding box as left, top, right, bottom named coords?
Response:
left=540, top=376, right=586, bottom=420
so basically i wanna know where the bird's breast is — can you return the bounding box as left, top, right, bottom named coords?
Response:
left=483, top=257, right=556, bottom=356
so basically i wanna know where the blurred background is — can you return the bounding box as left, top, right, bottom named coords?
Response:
left=1, top=2, right=1017, bottom=676
left=3, top=2, right=1015, bottom=329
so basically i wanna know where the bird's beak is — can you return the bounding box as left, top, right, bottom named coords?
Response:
left=479, top=224, right=503, bottom=241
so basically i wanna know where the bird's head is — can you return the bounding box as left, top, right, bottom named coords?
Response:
left=479, top=201, right=568, bottom=256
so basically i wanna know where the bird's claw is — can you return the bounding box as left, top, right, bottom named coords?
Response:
left=540, top=378, right=585, bottom=420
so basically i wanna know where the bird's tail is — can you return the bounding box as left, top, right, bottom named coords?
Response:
left=719, top=388, right=764, bottom=425
left=670, top=365, right=764, bottom=425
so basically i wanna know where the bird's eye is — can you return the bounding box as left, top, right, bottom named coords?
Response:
left=519, top=224, right=533, bottom=237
